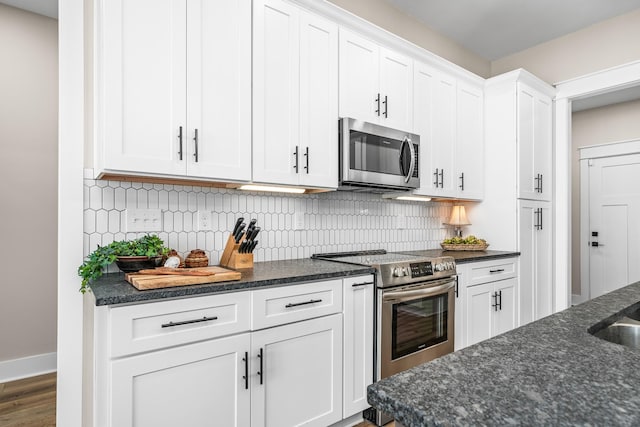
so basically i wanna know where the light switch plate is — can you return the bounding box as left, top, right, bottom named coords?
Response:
left=125, top=209, right=163, bottom=232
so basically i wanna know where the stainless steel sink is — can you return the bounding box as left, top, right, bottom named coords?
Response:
left=593, top=316, right=640, bottom=349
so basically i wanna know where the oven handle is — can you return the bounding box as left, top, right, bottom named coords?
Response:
left=382, top=280, right=455, bottom=303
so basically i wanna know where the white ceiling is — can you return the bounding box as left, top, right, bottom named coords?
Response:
left=0, top=0, right=56, bottom=18
left=385, top=0, right=640, bottom=61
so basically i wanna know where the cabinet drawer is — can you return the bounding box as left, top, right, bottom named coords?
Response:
left=252, top=279, right=343, bottom=330
left=466, top=258, right=518, bottom=286
left=110, top=292, right=251, bottom=358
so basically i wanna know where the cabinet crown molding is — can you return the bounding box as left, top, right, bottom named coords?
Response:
left=485, top=68, right=556, bottom=98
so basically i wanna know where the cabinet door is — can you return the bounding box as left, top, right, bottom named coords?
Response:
left=253, top=0, right=300, bottom=185
left=431, top=73, right=457, bottom=197
left=186, top=0, right=251, bottom=181
left=464, top=282, right=493, bottom=347
left=456, top=81, right=484, bottom=200
left=338, top=29, right=380, bottom=124
left=535, top=203, right=553, bottom=319
left=454, top=272, right=466, bottom=351
left=251, top=314, right=343, bottom=427
left=517, top=83, right=535, bottom=199
left=98, top=0, right=186, bottom=176
left=412, top=61, right=435, bottom=196
left=343, top=276, right=374, bottom=417
left=493, top=278, right=518, bottom=336
left=299, top=11, right=338, bottom=188
left=518, top=200, right=536, bottom=326
left=534, top=94, right=552, bottom=201
left=379, top=47, right=413, bottom=132
left=111, top=333, right=250, bottom=427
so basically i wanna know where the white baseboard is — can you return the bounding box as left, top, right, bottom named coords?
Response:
left=0, top=352, right=57, bottom=383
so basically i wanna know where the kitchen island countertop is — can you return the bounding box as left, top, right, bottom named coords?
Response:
left=88, top=258, right=374, bottom=306
left=367, top=280, right=640, bottom=426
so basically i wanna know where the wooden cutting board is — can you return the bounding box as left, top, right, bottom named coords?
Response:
left=126, top=266, right=241, bottom=290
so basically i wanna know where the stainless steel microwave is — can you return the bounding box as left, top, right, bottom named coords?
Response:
left=338, top=118, right=420, bottom=192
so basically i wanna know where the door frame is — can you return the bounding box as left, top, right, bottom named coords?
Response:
left=554, top=60, right=640, bottom=310
left=577, top=139, right=640, bottom=304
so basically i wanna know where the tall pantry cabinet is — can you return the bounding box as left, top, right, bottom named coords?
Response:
left=472, top=69, right=555, bottom=326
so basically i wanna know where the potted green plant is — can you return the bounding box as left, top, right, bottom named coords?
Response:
left=78, top=234, right=169, bottom=293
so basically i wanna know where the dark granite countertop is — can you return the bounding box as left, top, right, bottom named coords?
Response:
left=89, top=258, right=374, bottom=306
left=368, top=281, right=640, bottom=426
left=399, top=249, right=520, bottom=264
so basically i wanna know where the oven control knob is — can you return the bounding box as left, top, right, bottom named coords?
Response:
left=393, top=267, right=404, bottom=277
left=434, top=263, right=442, bottom=272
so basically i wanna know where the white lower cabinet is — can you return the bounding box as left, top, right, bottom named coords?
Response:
left=93, top=275, right=373, bottom=427
left=111, top=333, right=251, bottom=427
left=251, top=314, right=342, bottom=427
left=456, top=258, right=519, bottom=350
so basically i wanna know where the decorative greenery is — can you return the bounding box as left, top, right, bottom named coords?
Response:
left=78, top=234, right=169, bottom=293
left=442, top=235, right=487, bottom=245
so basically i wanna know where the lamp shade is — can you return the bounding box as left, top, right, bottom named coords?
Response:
left=445, top=205, right=470, bottom=226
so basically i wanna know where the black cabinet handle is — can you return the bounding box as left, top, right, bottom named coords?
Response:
left=459, top=172, right=464, bottom=191
left=539, top=208, right=543, bottom=230
left=454, top=276, right=459, bottom=298
left=161, top=315, right=218, bottom=328
left=439, top=169, right=444, bottom=188
left=285, top=299, right=322, bottom=308
left=498, top=290, right=503, bottom=311
left=257, top=348, right=263, bottom=385
left=178, top=126, right=183, bottom=160
left=293, top=146, right=299, bottom=173
left=489, top=269, right=504, bottom=273
left=304, top=146, right=309, bottom=174
left=375, top=93, right=380, bottom=116
left=433, top=168, right=439, bottom=187
left=539, top=174, right=543, bottom=193
left=352, top=281, right=374, bottom=287
left=242, top=351, right=248, bottom=390
left=491, top=292, right=498, bottom=312
left=193, top=128, right=199, bottom=162
left=383, top=95, right=388, bottom=118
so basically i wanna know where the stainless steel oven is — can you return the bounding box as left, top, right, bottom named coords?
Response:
left=380, top=277, right=454, bottom=378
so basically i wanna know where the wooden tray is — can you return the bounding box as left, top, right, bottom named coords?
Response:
left=440, top=243, right=489, bottom=251
left=125, top=266, right=241, bottom=290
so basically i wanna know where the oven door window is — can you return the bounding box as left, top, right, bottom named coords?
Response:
left=391, top=293, right=448, bottom=360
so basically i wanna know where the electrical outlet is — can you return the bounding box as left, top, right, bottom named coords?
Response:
left=294, top=212, right=305, bottom=230
left=125, top=209, right=162, bottom=232
left=396, top=215, right=407, bottom=230
left=197, top=210, right=213, bottom=231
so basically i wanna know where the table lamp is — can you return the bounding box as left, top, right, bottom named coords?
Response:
left=445, top=205, right=470, bottom=238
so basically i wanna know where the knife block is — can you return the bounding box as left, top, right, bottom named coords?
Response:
left=219, top=234, right=254, bottom=269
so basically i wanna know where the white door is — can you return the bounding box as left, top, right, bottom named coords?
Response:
left=110, top=333, right=250, bottom=427
left=338, top=29, right=380, bottom=124
left=456, top=81, right=484, bottom=200
left=253, top=0, right=300, bottom=185
left=99, top=0, right=186, bottom=176
left=379, top=47, right=413, bottom=132
left=412, top=61, right=435, bottom=196
left=251, top=314, right=343, bottom=427
left=533, top=94, right=552, bottom=201
left=493, top=278, right=518, bottom=336
left=535, top=203, right=553, bottom=319
left=464, top=282, right=493, bottom=347
left=517, top=83, right=535, bottom=199
left=431, top=73, right=457, bottom=197
left=342, top=276, right=374, bottom=417
left=186, top=0, right=251, bottom=181
left=298, top=11, right=338, bottom=189
left=588, top=154, right=640, bottom=298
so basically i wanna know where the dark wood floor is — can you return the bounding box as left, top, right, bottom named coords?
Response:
left=0, top=373, right=56, bottom=427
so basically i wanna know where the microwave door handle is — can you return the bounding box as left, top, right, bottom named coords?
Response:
left=406, top=137, right=416, bottom=183
left=399, top=137, right=408, bottom=178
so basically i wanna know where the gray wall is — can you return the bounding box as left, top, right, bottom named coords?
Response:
left=0, top=4, right=58, bottom=364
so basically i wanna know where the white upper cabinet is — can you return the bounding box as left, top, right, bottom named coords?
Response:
left=96, top=0, right=251, bottom=182
left=339, top=28, right=413, bottom=132
left=517, top=83, right=552, bottom=201
left=413, top=61, right=484, bottom=199
left=456, top=81, right=484, bottom=200
left=253, top=0, right=338, bottom=189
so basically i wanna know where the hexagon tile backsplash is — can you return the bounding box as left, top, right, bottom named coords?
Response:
left=83, top=171, right=452, bottom=269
